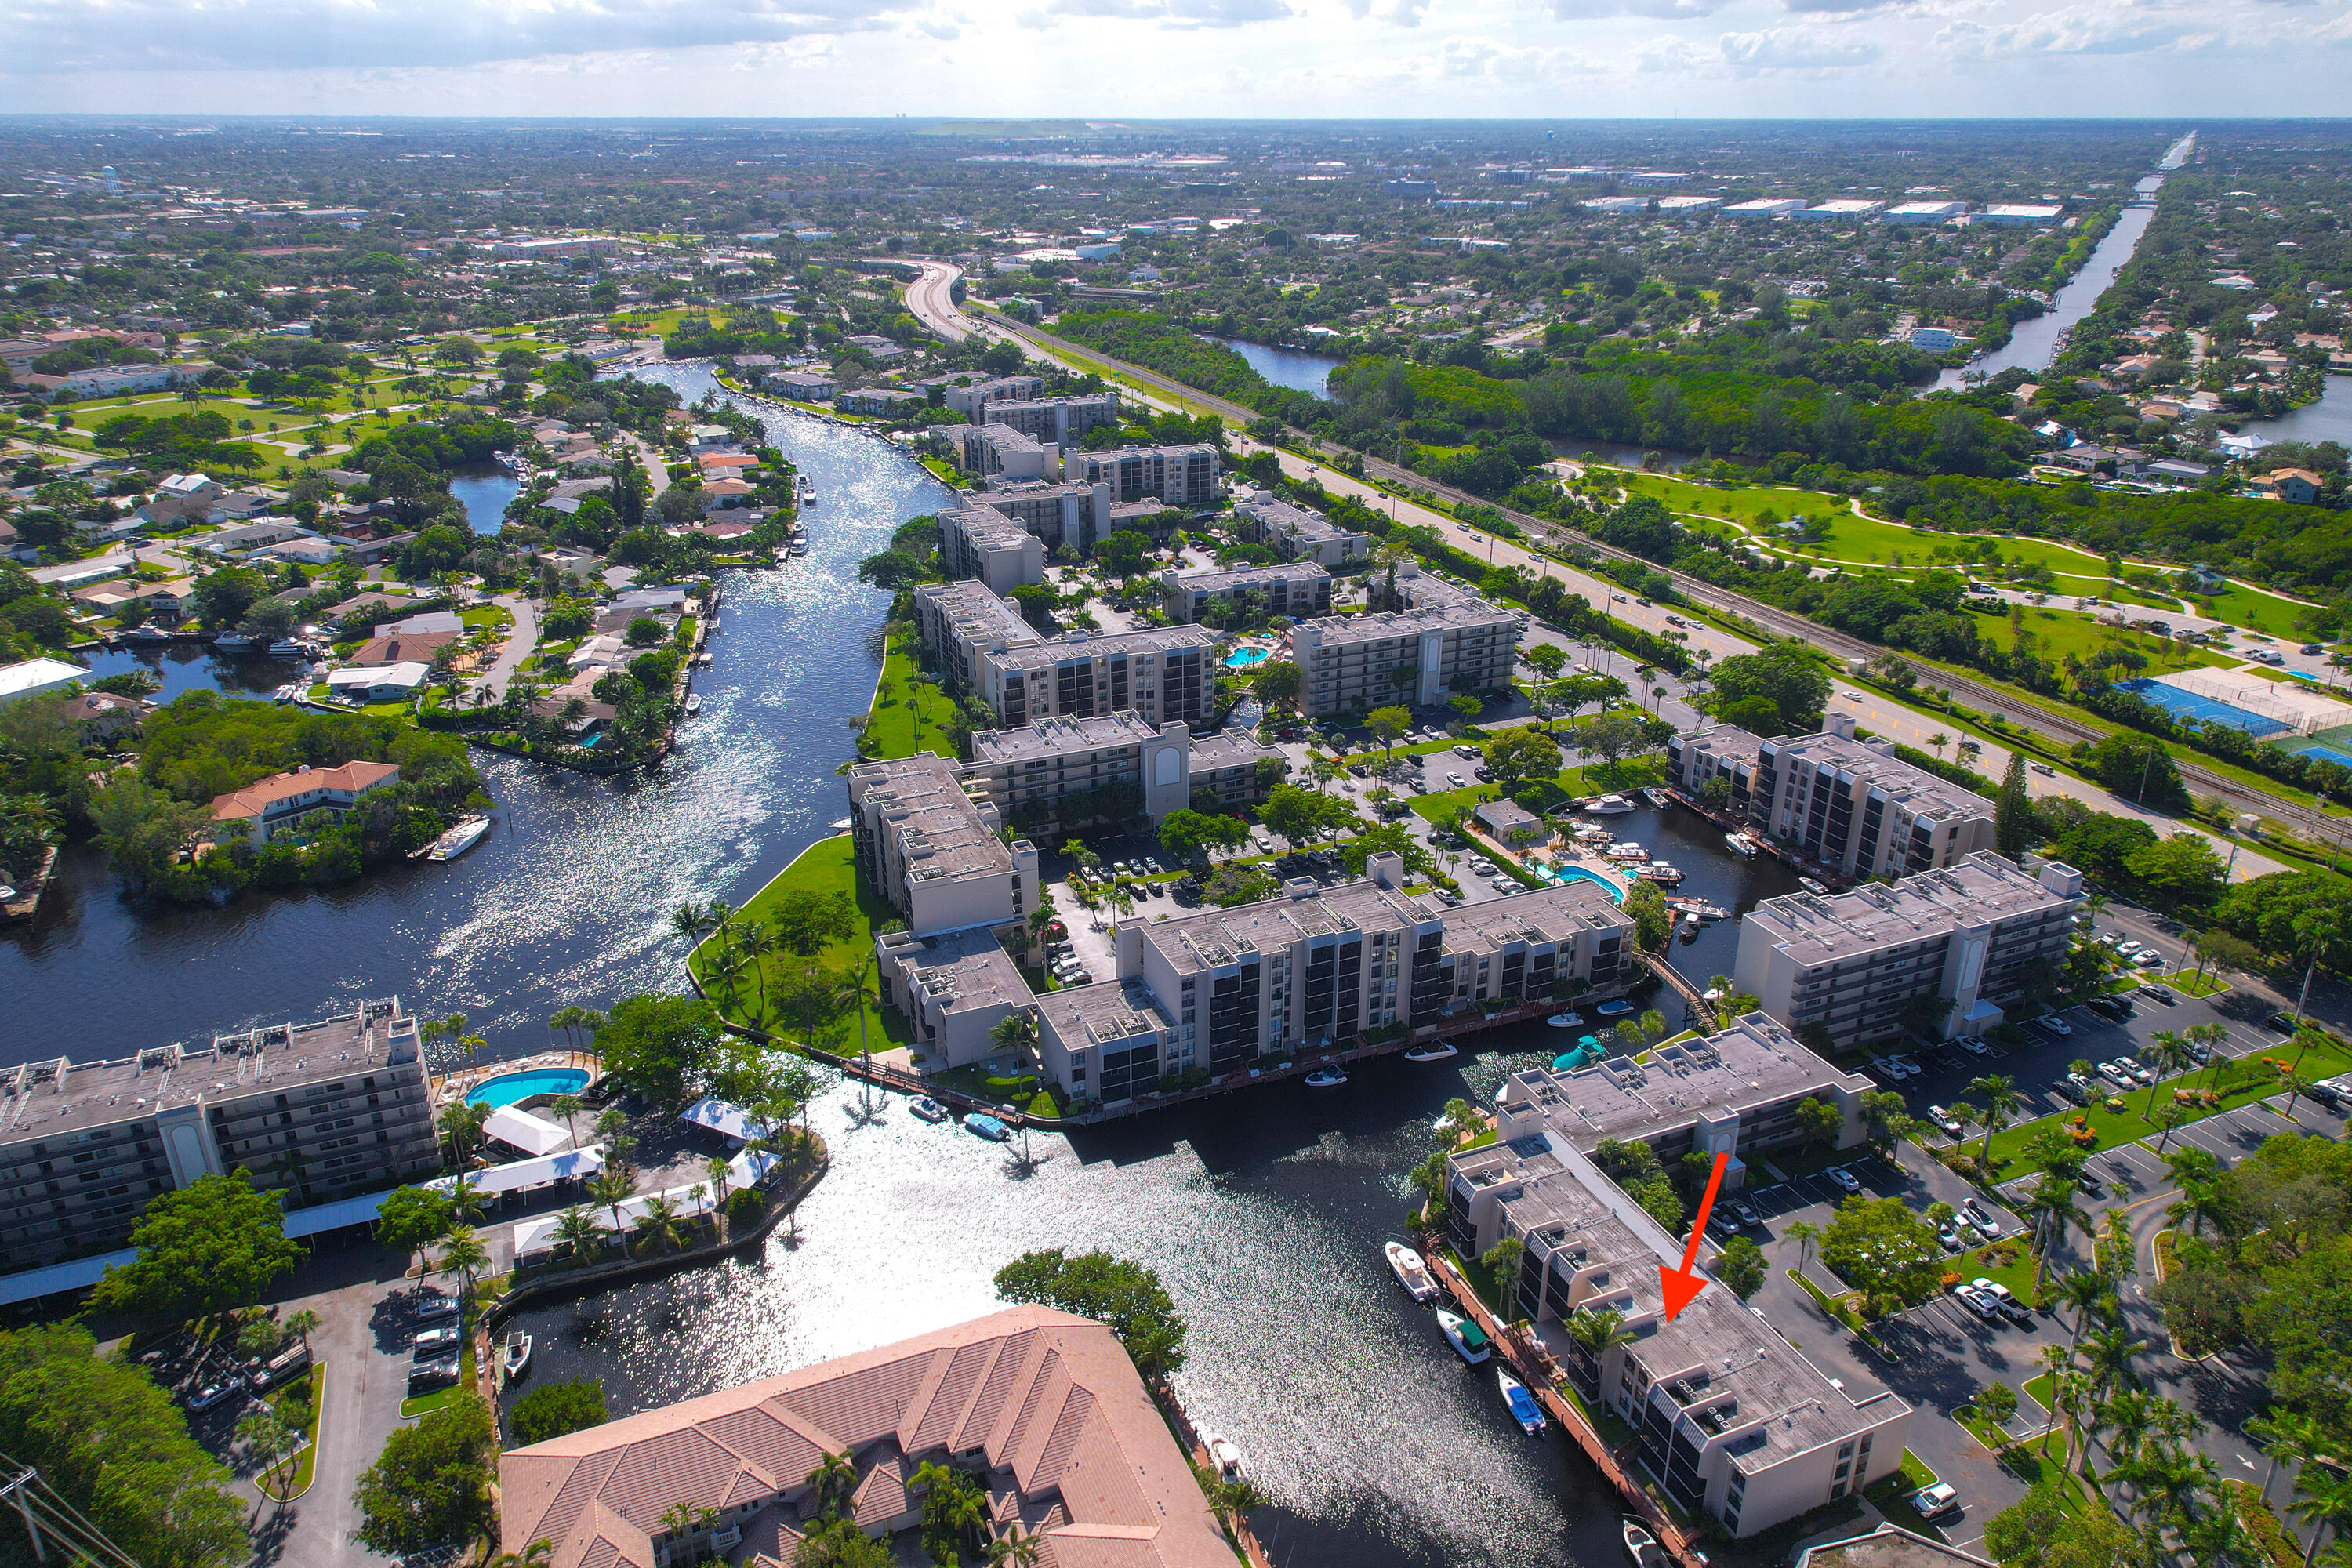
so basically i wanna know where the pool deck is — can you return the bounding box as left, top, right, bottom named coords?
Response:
left=436, top=1052, right=604, bottom=1110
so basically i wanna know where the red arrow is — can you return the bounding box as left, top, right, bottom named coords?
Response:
left=1660, top=1151, right=1731, bottom=1324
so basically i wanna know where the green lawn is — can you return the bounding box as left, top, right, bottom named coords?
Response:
left=1968, top=604, right=2234, bottom=671
left=862, top=637, right=959, bottom=761
left=2183, top=579, right=2317, bottom=638
left=691, top=834, right=916, bottom=1048
left=2161, top=969, right=2228, bottom=998
left=399, top=1384, right=457, bottom=1420
left=924, top=1062, right=1063, bottom=1118
left=1407, top=754, right=1664, bottom=826
left=261, top=1365, right=324, bottom=1500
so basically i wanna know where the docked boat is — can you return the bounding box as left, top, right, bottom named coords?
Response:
left=426, top=816, right=490, bottom=862
left=909, top=1097, right=950, bottom=1123
left=1584, top=794, right=1635, bottom=815
left=267, top=637, right=314, bottom=659
left=1497, top=1368, right=1547, bottom=1435
left=1573, top=822, right=1612, bottom=842
left=1385, top=1242, right=1439, bottom=1304
left=1403, top=1042, right=1458, bottom=1062
left=1545, top=1011, right=1584, bottom=1029
left=684, top=692, right=703, bottom=716
left=963, top=1112, right=1010, bottom=1141
left=503, top=1331, right=532, bottom=1381
left=125, top=625, right=173, bottom=644
left=802, top=492, right=819, bottom=506
left=1436, top=1308, right=1493, bottom=1364
left=1304, top=1067, right=1348, bottom=1088
left=1604, top=842, right=1648, bottom=861
left=1641, top=788, right=1671, bottom=809
left=1636, top=862, right=1684, bottom=884
left=1723, top=832, right=1759, bottom=858
left=1799, top=877, right=1830, bottom=896
left=1667, top=898, right=1730, bottom=920
left=212, top=632, right=258, bottom=654
left=1203, top=1433, right=1245, bottom=1483
left=789, top=542, right=809, bottom=557
left=1680, top=912, right=1703, bottom=930
left=1622, top=1519, right=1666, bottom=1567
left=1595, top=999, right=1635, bottom=1018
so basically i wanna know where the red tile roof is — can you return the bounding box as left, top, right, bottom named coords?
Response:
left=209, top=760, right=400, bottom=822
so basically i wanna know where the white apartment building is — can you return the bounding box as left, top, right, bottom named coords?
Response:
left=873, top=927, right=1033, bottom=1073
left=955, top=423, right=1058, bottom=484
left=1159, top=561, right=1331, bottom=624
left=1668, top=717, right=1994, bottom=881
left=982, top=625, right=1215, bottom=731
left=844, top=753, right=1040, bottom=939
left=1733, top=852, right=2083, bottom=1051
left=942, top=374, right=1045, bottom=419
left=1061, top=443, right=1222, bottom=509
left=1289, top=563, right=1520, bottom=715
left=980, top=392, right=1123, bottom=448
left=962, top=711, right=1279, bottom=832
left=1445, top=1134, right=1910, bottom=1538
left=938, top=505, right=1046, bottom=593
left=1229, top=485, right=1371, bottom=566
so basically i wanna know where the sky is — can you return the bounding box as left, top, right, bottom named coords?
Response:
left=1, top=0, right=2348, bottom=118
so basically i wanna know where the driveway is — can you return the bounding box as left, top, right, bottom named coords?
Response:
left=476, top=593, right=539, bottom=702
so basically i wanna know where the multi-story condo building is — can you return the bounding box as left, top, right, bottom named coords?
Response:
left=500, top=1305, right=1229, bottom=1568
left=1229, top=485, right=1371, bottom=566
left=844, top=753, right=1039, bottom=939
left=1445, top=1134, right=1910, bottom=1539
left=940, top=373, right=1044, bottom=420
left=1061, top=443, right=1221, bottom=509
left=1288, top=563, right=1520, bottom=714
left=1669, top=716, right=1994, bottom=880
left=1733, top=852, right=2083, bottom=1051
left=954, top=423, right=1057, bottom=483
left=938, top=505, right=1045, bottom=593
left=1033, top=857, right=1632, bottom=1102
left=1158, top=561, right=1331, bottom=624
left=982, top=626, right=1215, bottom=732
left=873, top=927, right=1035, bottom=1073
left=1490, top=1012, right=1871, bottom=1183
left=0, top=999, right=439, bottom=1272
left=978, top=392, right=1123, bottom=449
left=962, top=712, right=1279, bottom=833
left=910, top=579, right=1044, bottom=694
left=970, top=481, right=1120, bottom=554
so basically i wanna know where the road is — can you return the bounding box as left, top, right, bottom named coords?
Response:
left=900, top=260, right=2343, bottom=852
left=476, top=593, right=539, bottom=702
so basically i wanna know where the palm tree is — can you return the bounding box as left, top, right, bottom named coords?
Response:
left=2037, top=1342, right=2073, bottom=1442
left=1784, top=1218, right=1820, bottom=1276
left=437, top=1101, right=491, bottom=1168
left=1439, top=1097, right=1482, bottom=1146
left=2293, top=1463, right=2352, bottom=1567
left=1929, top=731, right=1950, bottom=760
left=2249, top=1410, right=2331, bottom=1504
left=588, top=1168, right=638, bottom=1239
left=739, top=922, right=780, bottom=1024
left=804, top=1450, right=859, bottom=1523
left=2142, top=1029, right=2187, bottom=1121
left=2168, top=1177, right=2230, bottom=1241
left=1965, top=1073, right=2019, bottom=1172
left=2029, top=1182, right=2092, bottom=1292
left=836, top=959, right=882, bottom=1101
left=1562, top=1305, right=1635, bottom=1392
left=489, top=1542, right=556, bottom=1568
left=548, top=1006, right=585, bottom=1056
left=237, top=1406, right=299, bottom=1519
left=633, top=1193, right=689, bottom=1257
left=2081, top=1325, right=2145, bottom=1400
left=989, top=1009, right=1040, bottom=1069
left=985, top=1526, right=1044, bottom=1568
left=282, top=1308, right=320, bottom=1352
left=658, top=1502, right=719, bottom=1566
left=550, top=1093, right=586, bottom=1145
left=2056, top=1269, right=2114, bottom=1357
left=553, top=1203, right=605, bottom=1264
left=439, top=1225, right=488, bottom=1299
left=706, top=1156, right=733, bottom=1213
left=670, top=901, right=713, bottom=949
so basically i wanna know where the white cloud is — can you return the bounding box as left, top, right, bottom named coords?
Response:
left=1548, top=0, right=1723, bottom=19
left=1034, top=0, right=1292, bottom=24
left=1932, top=3, right=2212, bottom=56
left=1719, top=23, right=1882, bottom=67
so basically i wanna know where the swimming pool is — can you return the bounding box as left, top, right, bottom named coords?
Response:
left=1542, top=866, right=1624, bottom=902
left=1224, top=646, right=1271, bottom=668
left=466, top=1067, right=590, bottom=1108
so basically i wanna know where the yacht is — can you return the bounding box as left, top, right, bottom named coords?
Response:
left=1622, top=1519, right=1667, bottom=1568
left=212, top=632, right=258, bottom=654
left=1799, top=877, right=1830, bottom=896
left=1202, top=1434, right=1246, bottom=1484
left=909, top=1097, right=950, bottom=1123
left=1385, top=1242, right=1439, bottom=1303
left=267, top=637, right=314, bottom=659
left=1723, top=832, right=1759, bottom=858
left=1604, top=842, right=1648, bottom=861
left=1573, top=823, right=1613, bottom=844
left=1497, top=1368, right=1547, bottom=1436
left=1636, top=862, right=1685, bottom=884
left=1545, top=1011, right=1584, bottom=1029
left=1584, top=794, right=1635, bottom=815
left=124, top=625, right=173, bottom=644
left=427, top=817, right=490, bottom=862
left=1304, top=1067, right=1348, bottom=1088
left=1436, top=1309, right=1493, bottom=1364
left=1640, top=787, right=1671, bottom=809
left=1402, top=1042, right=1458, bottom=1062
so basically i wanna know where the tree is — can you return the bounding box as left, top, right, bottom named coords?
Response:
left=1792, top=1095, right=1842, bottom=1155
left=375, top=1184, right=455, bottom=1280
left=1258, top=783, right=1354, bottom=844
left=1995, top=753, right=2035, bottom=859
left=1366, top=705, right=1413, bottom=765
left=1984, top=1479, right=2138, bottom=1568
left=352, top=1391, right=497, bottom=1555
left=1820, top=1194, right=1945, bottom=1316
left=596, top=993, right=725, bottom=1108
left=2078, top=732, right=2189, bottom=810
left=1622, top=878, right=1671, bottom=950
left=912, top=1459, right=985, bottom=1566
left=1482, top=727, right=1562, bottom=794
left=769, top=887, right=857, bottom=957
left=91, top=1173, right=305, bottom=1319
left=993, top=1250, right=1189, bottom=1381
left=1712, top=1236, right=1766, bottom=1300
left=1573, top=710, right=1651, bottom=776
left=1251, top=659, right=1302, bottom=711
left=1783, top=1218, right=1821, bottom=1275
left=2125, top=833, right=2226, bottom=906
left=1965, top=1073, right=2020, bottom=1171
left=1709, top=643, right=1831, bottom=732
left=1976, top=1380, right=2019, bottom=1429
left=855, top=549, right=930, bottom=592
left=238, top=1405, right=300, bottom=1515
left=439, top=1225, right=489, bottom=1298
left=509, top=1378, right=610, bottom=1447
left=1158, top=808, right=1251, bottom=866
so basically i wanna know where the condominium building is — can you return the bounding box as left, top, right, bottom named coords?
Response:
left=1158, top=561, right=1331, bottom=624
left=962, top=712, right=1279, bottom=832
left=1445, top=1134, right=1910, bottom=1539
left=1668, top=717, right=1994, bottom=881
left=938, top=505, right=1045, bottom=593
left=1229, top=485, right=1371, bottom=566
left=1288, top=563, right=1520, bottom=715
left=499, top=1305, right=1229, bottom=1568
left=978, top=392, right=1123, bottom=448
left=940, top=373, right=1044, bottom=420
left=1490, top=1012, right=1871, bottom=1181
left=844, top=753, right=1039, bottom=939
left=910, top=579, right=1043, bottom=693
left=1061, top=443, right=1222, bottom=509
left=1034, top=858, right=1633, bottom=1102
left=1733, top=852, right=2083, bottom=1051
left=907, top=583, right=1217, bottom=732
left=955, top=423, right=1058, bottom=484
left=971, top=481, right=1120, bottom=554
left=873, top=927, right=1034, bottom=1071
left=0, top=1000, right=439, bottom=1272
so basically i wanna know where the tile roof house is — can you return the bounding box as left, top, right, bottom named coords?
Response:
left=209, top=760, right=401, bottom=846
left=347, top=629, right=458, bottom=668
left=498, top=1305, right=1229, bottom=1568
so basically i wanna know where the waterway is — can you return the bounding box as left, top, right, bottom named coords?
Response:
left=1219, top=337, right=1344, bottom=400
left=449, top=462, right=521, bottom=535
left=2244, top=376, right=2352, bottom=448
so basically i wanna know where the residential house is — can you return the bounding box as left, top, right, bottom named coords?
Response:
left=208, top=760, right=402, bottom=846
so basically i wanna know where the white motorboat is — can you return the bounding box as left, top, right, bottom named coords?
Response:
left=1640, top=788, right=1671, bottom=809
left=1622, top=1518, right=1667, bottom=1567
left=1573, top=822, right=1613, bottom=843
left=1636, top=862, right=1684, bottom=884
left=267, top=637, right=314, bottom=659
left=212, top=633, right=258, bottom=654
left=909, top=1097, right=950, bottom=1123
left=1202, top=1432, right=1245, bottom=1483
left=1403, top=1042, right=1458, bottom=1062
left=1436, top=1308, right=1493, bottom=1364
left=1680, top=912, right=1703, bottom=929
left=1497, top=1367, right=1547, bottom=1436
left=502, top=1331, right=532, bottom=1381
left=1545, top=1011, right=1585, bottom=1029
left=1385, top=1242, right=1439, bottom=1304
left=1799, top=877, right=1830, bottom=895
left=1304, top=1067, right=1348, bottom=1088
left=1605, top=842, right=1648, bottom=861
left=684, top=693, right=702, bottom=715
left=125, top=625, right=173, bottom=644
left=1723, top=832, right=1759, bottom=858
left=1584, top=794, right=1635, bottom=815
left=426, top=817, right=490, bottom=862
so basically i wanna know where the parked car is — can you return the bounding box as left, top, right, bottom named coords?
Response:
left=2115, top=940, right=2142, bottom=956
left=250, top=1345, right=311, bottom=1393
left=2116, top=1055, right=2154, bottom=1084
left=1828, top=1166, right=1862, bottom=1194
left=1965, top=1201, right=2001, bottom=1240
left=2268, top=1011, right=2300, bottom=1034
left=1926, top=1104, right=1963, bottom=1136
left=2140, top=984, right=2176, bottom=1004
left=412, top=1294, right=460, bottom=1322
left=2136, top=950, right=2165, bottom=969
left=2036, top=1014, right=2074, bottom=1037
left=1446, top=772, right=1465, bottom=786
left=1731, top=1200, right=1760, bottom=1228
left=1952, top=1283, right=2000, bottom=1320
left=2053, top=1076, right=2089, bottom=1105
left=1911, top=1483, right=1962, bottom=1520
left=1957, top=1035, right=1991, bottom=1056
left=2096, top=1061, right=2134, bottom=1087
left=412, top=1325, right=461, bottom=1359
left=187, top=1375, right=245, bottom=1413
left=408, top=1358, right=460, bottom=1394
left=2087, top=996, right=2131, bottom=1022
left=1937, top=1221, right=1963, bottom=1252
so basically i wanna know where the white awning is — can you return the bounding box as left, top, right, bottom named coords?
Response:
left=512, top=1171, right=730, bottom=1258
left=428, top=1145, right=605, bottom=1199
left=484, top=1105, right=571, bottom=1157
left=679, top=1096, right=764, bottom=1145
left=0, top=1250, right=129, bottom=1308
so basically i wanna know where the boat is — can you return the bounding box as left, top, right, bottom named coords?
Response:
left=1403, top=1042, right=1458, bottom=1062
left=1304, top=1067, right=1348, bottom=1088
left=1641, top=788, right=1671, bottom=808
left=1497, top=1367, right=1547, bottom=1436
left=1545, top=1011, right=1584, bottom=1029
left=684, top=693, right=703, bottom=716
left=1584, top=794, right=1635, bottom=815
left=1573, top=822, right=1612, bottom=842
left=1799, top=877, right=1830, bottom=896
left=1385, top=1242, right=1439, bottom=1303
left=267, top=637, right=313, bottom=659
left=789, top=542, right=809, bottom=557
left=803, top=492, right=819, bottom=506
left=1723, top=832, right=1758, bottom=858
left=1622, top=1519, right=1666, bottom=1567
left=502, top=1331, right=532, bottom=1381
left=125, top=625, right=173, bottom=644
left=212, top=633, right=258, bottom=654
left=1202, top=1433, right=1246, bottom=1483
left=1637, top=862, right=1684, bottom=884
left=963, top=1112, right=1010, bottom=1141
left=1605, top=842, right=1648, bottom=861
left=1437, top=1308, right=1493, bottom=1364
left=426, top=817, right=490, bottom=862
left=909, top=1097, right=950, bottom=1123
left=1595, top=1000, right=1635, bottom=1018
left=1680, top=912, right=1703, bottom=929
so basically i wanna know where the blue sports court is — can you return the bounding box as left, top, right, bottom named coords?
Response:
left=2117, top=678, right=2292, bottom=739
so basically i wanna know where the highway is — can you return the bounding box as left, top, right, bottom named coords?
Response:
left=896, top=260, right=2328, bottom=869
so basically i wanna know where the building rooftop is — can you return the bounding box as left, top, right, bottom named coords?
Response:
left=1189, top=728, right=1279, bottom=774
left=1139, top=876, right=1626, bottom=978
left=916, top=579, right=1042, bottom=652
left=1163, top=561, right=1330, bottom=596
left=969, top=710, right=1164, bottom=765
left=848, top=753, right=1018, bottom=885
left=1494, top=1013, right=1867, bottom=1149
left=0, top=999, right=416, bottom=1146
left=1037, top=978, right=1178, bottom=1051
left=1758, top=728, right=1991, bottom=826
left=1743, top=851, right=2082, bottom=966
left=879, top=928, right=1033, bottom=1022
left=988, top=625, right=1214, bottom=674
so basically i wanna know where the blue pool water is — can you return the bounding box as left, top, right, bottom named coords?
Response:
left=1225, top=646, right=1271, bottom=668
left=466, top=1066, right=590, bottom=1107
left=1543, top=866, right=1624, bottom=901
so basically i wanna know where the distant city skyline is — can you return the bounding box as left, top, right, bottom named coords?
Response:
left=2, top=0, right=2347, bottom=118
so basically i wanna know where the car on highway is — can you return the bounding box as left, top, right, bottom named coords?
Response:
left=1828, top=1166, right=1862, bottom=1194
left=1926, top=1104, right=1963, bottom=1136
left=2031, top=762, right=2056, bottom=777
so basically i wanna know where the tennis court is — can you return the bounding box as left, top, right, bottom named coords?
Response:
left=2118, top=677, right=2292, bottom=739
